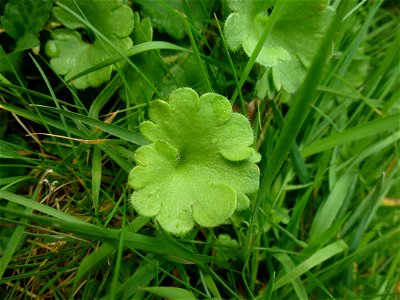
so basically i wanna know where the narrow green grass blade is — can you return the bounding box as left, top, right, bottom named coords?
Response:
left=273, top=240, right=348, bottom=291
left=0, top=185, right=42, bottom=281
left=301, top=113, right=400, bottom=157
left=349, top=173, right=385, bottom=252
left=32, top=105, right=147, bottom=145
left=303, top=212, right=350, bottom=260
left=203, top=274, right=222, bottom=299
left=0, top=190, right=87, bottom=225
left=214, top=16, right=246, bottom=114
left=156, top=224, right=209, bottom=265
left=0, top=222, right=26, bottom=279
left=91, top=147, right=102, bottom=213
left=141, top=286, right=197, bottom=300
left=0, top=176, right=32, bottom=188
left=300, top=269, right=335, bottom=300
left=269, top=221, right=307, bottom=249
left=310, top=171, right=357, bottom=240
left=0, top=205, right=212, bottom=265
left=121, top=258, right=166, bottom=300
left=0, top=102, right=84, bottom=137
left=183, top=19, right=212, bottom=92
left=37, top=251, right=87, bottom=296
left=88, top=75, right=122, bottom=119
left=377, top=254, right=400, bottom=298
left=0, top=81, right=84, bottom=109
left=109, top=205, right=126, bottom=300
left=207, top=265, right=242, bottom=299
left=336, top=131, right=399, bottom=174
left=274, top=253, right=308, bottom=299
left=30, top=54, right=71, bottom=131
left=261, top=271, right=275, bottom=300
left=282, top=186, right=313, bottom=249
left=72, top=243, right=116, bottom=291
left=270, top=100, right=310, bottom=183
left=98, top=144, right=133, bottom=172
left=307, top=229, right=398, bottom=292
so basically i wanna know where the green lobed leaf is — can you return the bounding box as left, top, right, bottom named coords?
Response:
left=128, top=88, right=260, bottom=235
left=45, top=0, right=134, bottom=89
left=214, top=234, right=240, bottom=262
left=224, top=0, right=335, bottom=93
left=1, top=0, right=53, bottom=50
left=135, top=0, right=214, bottom=40
left=135, top=0, right=185, bottom=40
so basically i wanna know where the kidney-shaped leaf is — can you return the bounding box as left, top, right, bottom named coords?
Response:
left=224, top=0, right=334, bottom=93
left=45, top=0, right=134, bottom=89
left=128, top=88, right=260, bottom=235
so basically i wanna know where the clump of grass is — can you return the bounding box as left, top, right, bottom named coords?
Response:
left=0, top=1, right=399, bottom=299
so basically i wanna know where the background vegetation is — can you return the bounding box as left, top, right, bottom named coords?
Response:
left=0, top=0, right=399, bottom=299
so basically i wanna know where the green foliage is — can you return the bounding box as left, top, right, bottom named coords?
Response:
left=0, top=51, right=23, bottom=75
left=120, top=13, right=163, bottom=106
left=1, top=0, right=53, bottom=51
left=134, top=0, right=214, bottom=40
left=134, top=0, right=186, bottom=40
left=214, top=234, right=240, bottom=262
left=45, top=0, right=134, bottom=89
left=224, top=0, right=334, bottom=93
left=161, top=53, right=207, bottom=96
left=128, top=88, right=260, bottom=235
left=141, top=286, right=197, bottom=300
left=0, top=0, right=399, bottom=299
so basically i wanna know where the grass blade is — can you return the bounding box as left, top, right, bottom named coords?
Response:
left=72, top=243, right=116, bottom=291
left=274, top=253, right=308, bottom=299
left=310, top=171, right=357, bottom=240
left=141, top=286, right=197, bottom=300
left=0, top=190, right=87, bottom=225
left=273, top=240, right=348, bottom=291
left=0, top=221, right=26, bottom=280
left=31, top=105, right=147, bottom=145
left=301, top=113, right=400, bottom=157
left=0, top=204, right=212, bottom=265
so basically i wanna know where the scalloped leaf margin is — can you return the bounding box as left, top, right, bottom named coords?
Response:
left=224, top=0, right=335, bottom=93
left=128, top=88, right=260, bottom=235
left=45, top=0, right=134, bottom=89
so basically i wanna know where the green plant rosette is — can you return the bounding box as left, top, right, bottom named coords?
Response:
left=128, top=88, right=260, bottom=235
